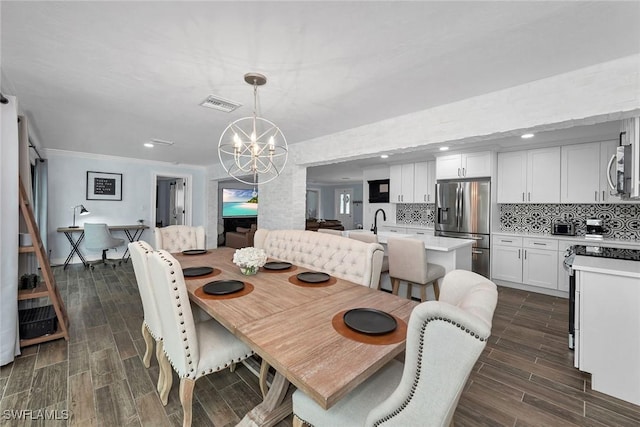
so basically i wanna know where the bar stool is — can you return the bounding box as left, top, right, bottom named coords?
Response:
left=387, top=236, right=445, bottom=301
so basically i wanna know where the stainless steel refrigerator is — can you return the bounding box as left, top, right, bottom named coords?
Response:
left=435, top=179, right=491, bottom=278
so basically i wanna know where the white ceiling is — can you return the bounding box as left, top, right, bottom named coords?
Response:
left=2, top=1, right=639, bottom=171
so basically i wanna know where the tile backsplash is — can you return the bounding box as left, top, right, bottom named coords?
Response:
left=499, top=204, right=639, bottom=240
left=396, top=203, right=435, bottom=227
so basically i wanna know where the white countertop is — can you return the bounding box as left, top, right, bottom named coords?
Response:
left=492, top=232, right=640, bottom=249
left=348, top=230, right=474, bottom=252
left=573, top=256, right=640, bottom=278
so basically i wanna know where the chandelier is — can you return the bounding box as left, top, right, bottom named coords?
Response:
left=218, top=73, right=288, bottom=185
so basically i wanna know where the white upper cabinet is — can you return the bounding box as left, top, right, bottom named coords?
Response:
left=561, top=142, right=601, bottom=203
left=497, top=151, right=527, bottom=203
left=561, top=140, right=618, bottom=203
left=413, top=161, right=436, bottom=203
left=436, top=152, right=492, bottom=180
left=497, top=147, right=560, bottom=203
left=389, top=163, right=415, bottom=203
left=527, top=147, right=561, bottom=203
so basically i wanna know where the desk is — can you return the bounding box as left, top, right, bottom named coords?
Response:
left=176, top=247, right=417, bottom=426
left=57, top=224, right=149, bottom=269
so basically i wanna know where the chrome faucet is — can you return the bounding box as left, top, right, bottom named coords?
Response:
left=372, top=208, right=386, bottom=235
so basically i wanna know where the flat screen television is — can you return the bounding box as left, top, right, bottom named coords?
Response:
left=222, top=188, right=258, bottom=218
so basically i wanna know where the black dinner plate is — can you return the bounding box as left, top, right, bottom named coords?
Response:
left=263, top=261, right=292, bottom=271
left=203, top=280, right=245, bottom=295
left=182, top=266, right=214, bottom=277
left=296, top=272, right=330, bottom=283
left=182, top=249, right=207, bottom=255
left=343, top=308, right=397, bottom=335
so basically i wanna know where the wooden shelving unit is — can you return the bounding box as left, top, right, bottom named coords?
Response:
left=18, top=179, right=69, bottom=347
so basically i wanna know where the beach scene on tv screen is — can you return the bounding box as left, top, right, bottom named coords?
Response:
left=223, top=188, right=258, bottom=217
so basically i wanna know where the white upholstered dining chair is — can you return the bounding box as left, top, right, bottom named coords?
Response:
left=317, top=228, right=343, bottom=236
left=387, top=236, right=445, bottom=301
left=154, top=225, right=205, bottom=252
left=292, top=269, right=498, bottom=427
left=349, top=232, right=389, bottom=274
left=147, top=250, right=254, bottom=427
left=129, top=240, right=173, bottom=403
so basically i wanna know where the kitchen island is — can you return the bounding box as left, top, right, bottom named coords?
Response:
left=573, top=255, right=640, bottom=405
left=348, top=230, right=474, bottom=299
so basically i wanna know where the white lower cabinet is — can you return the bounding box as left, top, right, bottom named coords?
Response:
left=492, top=235, right=559, bottom=290
left=522, top=246, right=558, bottom=289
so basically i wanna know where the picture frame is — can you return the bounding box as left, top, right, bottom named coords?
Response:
left=86, top=171, right=122, bottom=201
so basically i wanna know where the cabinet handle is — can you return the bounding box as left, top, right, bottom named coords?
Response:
left=417, top=232, right=425, bottom=235
left=533, top=242, right=546, bottom=246
left=522, top=192, right=525, bottom=202
left=457, top=168, right=461, bottom=177
left=595, top=190, right=598, bottom=202
left=390, top=230, right=397, bottom=232
left=528, top=192, right=531, bottom=202
left=462, top=167, right=466, bottom=176
left=518, top=249, right=521, bottom=259
left=524, top=249, right=527, bottom=260
left=602, top=190, right=605, bottom=201
left=398, top=195, right=401, bottom=202
left=501, top=239, right=512, bottom=243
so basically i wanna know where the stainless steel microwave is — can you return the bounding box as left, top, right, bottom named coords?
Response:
left=552, top=221, right=575, bottom=236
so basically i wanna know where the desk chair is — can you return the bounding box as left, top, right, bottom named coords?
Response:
left=84, top=223, right=125, bottom=269
left=292, top=270, right=498, bottom=427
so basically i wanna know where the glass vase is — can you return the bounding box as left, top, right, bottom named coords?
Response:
left=240, top=266, right=258, bottom=276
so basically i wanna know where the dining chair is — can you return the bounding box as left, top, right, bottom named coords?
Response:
left=83, top=223, right=125, bottom=269
left=154, top=225, right=205, bottom=252
left=128, top=240, right=172, bottom=403
left=317, top=228, right=343, bottom=236
left=348, top=232, right=389, bottom=274
left=387, top=236, right=445, bottom=301
left=292, top=269, right=498, bottom=427
left=147, top=249, right=254, bottom=427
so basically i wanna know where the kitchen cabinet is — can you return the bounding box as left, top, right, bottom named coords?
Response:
left=389, top=163, right=415, bottom=203
left=560, top=140, right=617, bottom=203
left=491, top=236, right=523, bottom=282
left=522, top=238, right=559, bottom=289
left=413, top=161, right=436, bottom=203
left=491, top=235, right=559, bottom=290
left=436, top=152, right=491, bottom=180
left=497, top=147, right=560, bottom=203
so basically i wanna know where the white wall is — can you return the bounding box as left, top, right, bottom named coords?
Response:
left=46, top=150, right=207, bottom=265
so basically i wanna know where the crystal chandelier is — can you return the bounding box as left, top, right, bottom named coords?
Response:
left=218, top=73, right=288, bottom=185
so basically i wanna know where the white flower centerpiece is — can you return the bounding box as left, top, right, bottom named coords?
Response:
left=232, top=247, right=267, bottom=276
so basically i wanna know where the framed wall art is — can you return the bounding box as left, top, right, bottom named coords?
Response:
left=86, top=171, right=122, bottom=201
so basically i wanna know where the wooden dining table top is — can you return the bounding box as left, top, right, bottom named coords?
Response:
left=175, top=247, right=418, bottom=410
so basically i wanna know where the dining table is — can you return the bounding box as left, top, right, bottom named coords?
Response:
left=174, top=247, right=418, bottom=427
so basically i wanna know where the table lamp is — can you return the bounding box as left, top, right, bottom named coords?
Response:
left=70, top=204, right=90, bottom=228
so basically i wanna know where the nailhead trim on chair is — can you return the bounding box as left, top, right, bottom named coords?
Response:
left=371, top=317, right=488, bottom=426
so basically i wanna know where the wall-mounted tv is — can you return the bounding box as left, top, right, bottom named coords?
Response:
left=222, top=188, right=258, bottom=218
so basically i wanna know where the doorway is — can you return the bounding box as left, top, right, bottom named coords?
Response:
left=335, top=188, right=353, bottom=230
left=153, top=174, right=192, bottom=228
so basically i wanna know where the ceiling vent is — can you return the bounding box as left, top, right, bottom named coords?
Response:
left=200, top=95, right=242, bottom=113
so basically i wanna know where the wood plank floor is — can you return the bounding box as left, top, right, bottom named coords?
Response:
left=1, top=262, right=639, bottom=426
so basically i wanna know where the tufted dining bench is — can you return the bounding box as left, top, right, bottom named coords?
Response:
left=254, top=229, right=385, bottom=289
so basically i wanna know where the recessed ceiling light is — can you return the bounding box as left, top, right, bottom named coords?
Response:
left=380, top=154, right=389, bottom=159
left=439, top=146, right=449, bottom=151
left=521, top=133, right=535, bottom=139
left=144, top=142, right=154, bottom=148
